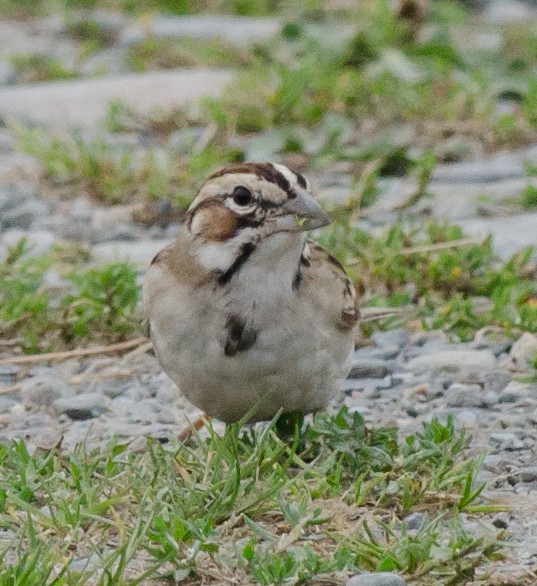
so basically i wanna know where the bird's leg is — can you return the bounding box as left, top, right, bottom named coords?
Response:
left=275, top=412, right=305, bottom=440
left=177, top=413, right=211, bottom=443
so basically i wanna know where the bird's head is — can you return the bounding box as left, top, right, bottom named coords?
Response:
left=185, top=162, right=330, bottom=275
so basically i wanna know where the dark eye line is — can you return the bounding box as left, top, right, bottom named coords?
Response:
left=295, top=172, right=307, bottom=189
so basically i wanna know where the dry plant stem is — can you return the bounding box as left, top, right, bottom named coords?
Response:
left=350, top=159, right=382, bottom=223
left=0, top=384, right=20, bottom=395
left=0, top=337, right=148, bottom=365
left=346, top=237, right=485, bottom=267
left=359, top=306, right=412, bottom=322
left=400, top=237, right=485, bottom=255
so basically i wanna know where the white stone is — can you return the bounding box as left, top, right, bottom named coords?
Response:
left=0, top=69, right=233, bottom=129
left=484, top=0, right=536, bottom=23
left=405, top=350, right=496, bottom=373
left=458, top=213, right=537, bottom=260
left=91, top=238, right=171, bottom=266
left=347, top=573, right=406, bottom=586
left=506, top=333, right=537, bottom=371
left=119, top=15, right=280, bottom=46
left=427, top=178, right=537, bottom=220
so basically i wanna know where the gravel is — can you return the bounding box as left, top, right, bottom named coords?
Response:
left=346, top=573, right=406, bottom=586
left=0, top=6, right=537, bottom=582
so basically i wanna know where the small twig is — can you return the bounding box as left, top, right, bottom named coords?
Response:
left=123, top=341, right=154, bottom=361
left=400, top=237, right=485, bottom=255
left=350, top=159, right=383, bottom=224
left=0, top=384, right=21, bottom=395
left=360, top=306, right=413, bottom=322
left=0, top=337, right=148, bottom=366
left=193, top=122, right=218, bottom=155
left=0, top=338, right=21, bottom=347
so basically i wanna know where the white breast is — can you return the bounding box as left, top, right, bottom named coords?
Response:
left=144, top=235, right=354, bottom=423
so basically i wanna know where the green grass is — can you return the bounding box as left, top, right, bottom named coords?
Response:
left=0, top=239, right=139, bottom=352
left=0, top=0, right=281, bottom=17
left=320, top=209, right=537, bottom=342
left=0, top=411, right=506, bottom=585
left=15, top=124, right=242, bottom=206
left=126, top=37, right=254, bottom=72
left=10, top=54, right=78, bottom=84
left=4, top=210, right=537, bottom=353
left=194, top=0, right=537, bottom=155
left=520, top=185, right=537, bottom=210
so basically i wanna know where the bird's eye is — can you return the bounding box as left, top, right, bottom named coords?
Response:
left=232, top=186, right=253, bottom=207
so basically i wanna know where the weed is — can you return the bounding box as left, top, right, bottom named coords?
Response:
left=0, top=411, right=502, bottom=585
left=520, top=184, right=537, bottom=209
left=319, top=209, right=537, bottom=341
left=0, top=241, right=139, bottom=352
left=104, top=100, right=188, bottom=136
left=0, top=0, right=282, bottom=18
left=66, top=17, right=117, bottom=47
left=199, top=1, right=537, bottom=156
left=16, top=125, right=242, bottom=206
left=10, top=54, right=77, bottom=84
left=126, top=37, right=253, bottom=72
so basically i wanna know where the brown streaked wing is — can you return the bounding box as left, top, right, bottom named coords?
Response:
left=300, top=241, right=359, bottom=331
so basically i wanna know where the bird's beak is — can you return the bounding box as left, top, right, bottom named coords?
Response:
left=281, top=190, right=331, bottom=231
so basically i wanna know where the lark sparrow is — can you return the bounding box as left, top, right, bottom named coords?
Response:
left=143, top=162, right=358, bottom=424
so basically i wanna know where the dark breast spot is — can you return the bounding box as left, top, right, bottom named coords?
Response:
left=224, top=314, right=257, bottom=356
left=292, top=268, right=302, bottom=291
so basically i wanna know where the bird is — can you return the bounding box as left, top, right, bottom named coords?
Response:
left=143, top=162, right=359, bottom=426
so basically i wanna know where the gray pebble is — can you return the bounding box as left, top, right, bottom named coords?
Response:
left=483, top=454, right=508, bottom=472
left=490, top=432, right=517, bottom=443
left=1, top=197, right=48, bottom=230
left=455, top=410, right=478, bottom=427
left=509, top=467, right=537, bottom=484
left=53, top=394, right=106, bottom=420
left=0, top=61, right=15, bottom=85
left=9, top=403, right=25, bottom=419
left=156, top=410, right=177, bottom=424
left=0, top=365, right=19, bottom=384
left=529, top=408, right=537, bottom=425
left=481, top=370, right=512, bottom=392
left=126, top=400, right=159, bottom=425
left=0, top=229, right=57, bottom=260
left=348, top=361, right=391, bottom=379
left=446, top=383, right=483, bottom=408
left=354, top=346, right=400, bottom=361
left=347, top=573, right=406, bottom=586
left=475, top=470, right=496, bottom=484
left=69, top=553, right=105, bottom=572
left=490, top=433, right=526, bottom=451
left=125, top=381, right=150, bottom=402
left=119, top=14, right=280, bottom=46
left=499, top=392, right=522, bottom=404
left=405, top=350, right=496, bottom=373
left=99, top=380, right=131, bottom=399
left=492, top=513, right=510, bottom=529
left=20, top=370, right=73, bottom=407
left=482, top=390, right=500, bottom=407
left=507, top=333, right=537, bottom=371
left=0, top=397, right=17, bottom=413
left=0, top=530, right=16, bottom=542
left=404, top=512, right=427, bottom=531
left=372, top=329, right=410, bottom=349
